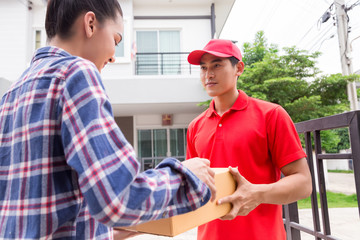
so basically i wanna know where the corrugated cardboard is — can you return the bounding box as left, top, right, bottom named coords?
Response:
left=118, top=168, right=236, bottom=237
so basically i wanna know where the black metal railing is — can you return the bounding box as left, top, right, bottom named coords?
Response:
left=135, top=52, right=199, bottom=75
left=283, top=111, right=360, bottom=240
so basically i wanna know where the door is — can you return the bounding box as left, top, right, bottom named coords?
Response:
left=137, top=128, right=187, bottom=171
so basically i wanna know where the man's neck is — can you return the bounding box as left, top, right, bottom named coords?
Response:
left=213, top=90, right=239, bottom=116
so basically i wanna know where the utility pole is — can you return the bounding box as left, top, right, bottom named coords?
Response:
left=334, top=0, right=358, bottom=110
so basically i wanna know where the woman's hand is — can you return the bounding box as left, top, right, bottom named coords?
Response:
left=182, top=158, right=216, bottom=201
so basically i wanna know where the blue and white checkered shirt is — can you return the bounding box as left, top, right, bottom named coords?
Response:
left=0, top=47, right=211, bottom=239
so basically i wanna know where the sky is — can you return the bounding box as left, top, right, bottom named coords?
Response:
left=220, top=0, right=360, bottom=75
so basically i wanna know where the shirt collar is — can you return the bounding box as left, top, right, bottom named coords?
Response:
left=31, top=46, right=72, bottom=63
left=206, top=90, right=249, bottom=117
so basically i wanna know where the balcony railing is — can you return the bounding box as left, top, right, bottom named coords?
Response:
left=283, top=111, right=360, bottom=240
left=135, top=52, right=199, bottom=76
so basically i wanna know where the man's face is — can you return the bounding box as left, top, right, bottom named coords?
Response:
left=199, top=53, right=243, bottom=98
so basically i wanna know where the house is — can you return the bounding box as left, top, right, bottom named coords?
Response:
left=0, top=0, right=236, bottom=170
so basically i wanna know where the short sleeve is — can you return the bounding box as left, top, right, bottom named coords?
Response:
left=266, top=106, right=306, bottom=169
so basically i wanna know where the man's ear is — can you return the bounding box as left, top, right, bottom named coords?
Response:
left=236, top=61, right=245, bottom=76
left=84, top=11, right=96, bottom=38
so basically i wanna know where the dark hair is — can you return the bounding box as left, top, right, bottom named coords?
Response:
left=45, top=0, right=123, bottom=40
left=228, top=56, right=240, bottom=67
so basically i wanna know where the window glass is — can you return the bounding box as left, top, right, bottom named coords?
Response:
left=137, top=128, right=187, bottom=170
left=153, top=129, right=167, bottom=166
left=160, top=31, right=180, bottom=74
left=136, top=31, right=158, bottom=75
left=115, top=40, right=124, bottom=58
left=138, top=129, right=152, bottom=159
left=35, top=30, right=41, bottom=50
left=136, top=30, right=180, bottom=75
left=137, top=31, right=158, bottom=52
left=170, top=128, right=185, bottom=161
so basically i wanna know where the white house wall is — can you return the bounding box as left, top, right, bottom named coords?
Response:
left=0, top=0, right=29, bottom=81
left=134, top=18, right=211, bottom=52
left=213, top=0, right=236, bottom=37
left=0, top=77, right=11, bottom=97
left=105, top=75, right=207, bottom=104
left=135, top=113, right=200, bottom=128
left=102, top=1, right=214, bottom=117
left=133, top=0, right=235, bottom=38
left=133, top=4, right=213, bottom=49
left=133, top=2, right=212, bottom=16
left=30, top=6, right=47, bottom=54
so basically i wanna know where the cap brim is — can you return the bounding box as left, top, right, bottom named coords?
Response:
left=187, top=50, right=233, bottom=65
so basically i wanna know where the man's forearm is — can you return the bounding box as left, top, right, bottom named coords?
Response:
left=260, top=158, right=312, bottom=205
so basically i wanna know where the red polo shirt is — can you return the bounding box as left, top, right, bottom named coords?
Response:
left=186, top=90, right=306, bottom=240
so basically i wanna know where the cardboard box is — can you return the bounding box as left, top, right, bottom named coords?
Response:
left=118, top=168, right=236, bottom=237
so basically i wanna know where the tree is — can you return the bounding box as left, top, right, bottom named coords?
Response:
left=242, top=31, right=278, bottom=66
left=200, top=31, right=359, bottom=152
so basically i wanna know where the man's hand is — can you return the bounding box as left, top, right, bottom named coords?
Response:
left=218, top=158, right=312, bottom=220
left=218, top=167, right=263, bottom=220
left=182, top=158, right=216, bottom=201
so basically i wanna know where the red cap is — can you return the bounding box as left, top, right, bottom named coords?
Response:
left=187, top=39, right=242, bottom=65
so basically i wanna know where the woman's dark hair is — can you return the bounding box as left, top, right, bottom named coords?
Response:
left=45, top=0, right=123, bottom=40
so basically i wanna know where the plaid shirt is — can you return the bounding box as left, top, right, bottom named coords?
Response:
left=0, top=47, right=211, bottom=239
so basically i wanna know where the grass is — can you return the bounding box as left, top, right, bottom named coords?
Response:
left=297, top=191, right=358, bottom=209
left=328, top=169, right=354, bottom=174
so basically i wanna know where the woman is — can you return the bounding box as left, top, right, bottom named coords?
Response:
left=0, top=0, right=216, bottom=239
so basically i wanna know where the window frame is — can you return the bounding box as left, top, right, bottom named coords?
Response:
left=114, top=17, right=131, bottom=63
left=134, top=29, right=182, bottom=75
left=32, top=27, right=46, bottom=52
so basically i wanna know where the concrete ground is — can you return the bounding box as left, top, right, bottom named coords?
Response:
left=298, top=207, right=359, bottom=240
left=326, top=172, right=357, bottom=195
left=129, top=172, right=359, bottom=240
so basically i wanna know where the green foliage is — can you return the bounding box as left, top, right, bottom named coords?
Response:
left=328, top=169, right=354, bottom=173
left=334, top=128, right=350, bottom=151
left=239, top=47, right=320, bottom=88
left=297, top=191, right=358, bottom=209
left=321, top=130, right=341, bottom=153
left=315, top=128, right=351, bottom=153
left=310, top=74, right=358, bottom=105
left=242, top=31, right=278, bottom=66
left=298, top=128, right=350, bottom=154
left=285, top=96, right=324, bottom=123
left=263, top=77, right=309, bottom=106
left=237, top=31, right=359, bottom=153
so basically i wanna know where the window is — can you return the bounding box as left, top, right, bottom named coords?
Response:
left=136, top=31, right=158, bottom=75
left=136, top=30, right=180, bottom=75
left=170, top=128, right=186, bottom=161
left=35, top=30, right=41, bottom=50
left=115, top=40, right=124, bottom=58
left=137, top=128, right=187, bottom=171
